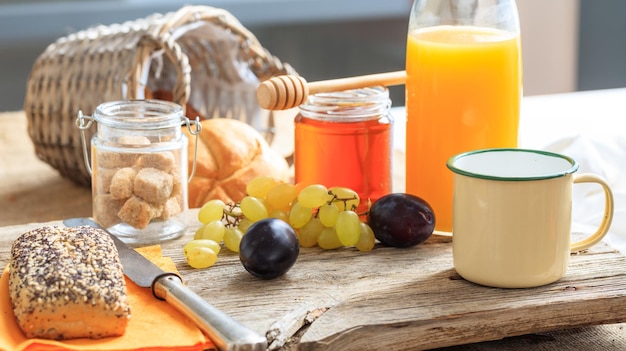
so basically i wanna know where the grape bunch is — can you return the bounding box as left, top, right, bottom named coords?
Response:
left=184, top=199, right=243, bottom=269
left=183, top=176, right=376, bottom=269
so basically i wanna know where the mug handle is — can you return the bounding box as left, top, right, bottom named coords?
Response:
left=570, top=174, right=615, bottom=252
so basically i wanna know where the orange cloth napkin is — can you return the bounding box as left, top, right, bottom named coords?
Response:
left=0, top=246, right=216, bottom=351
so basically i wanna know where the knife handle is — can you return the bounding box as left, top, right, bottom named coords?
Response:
left=153, top=274, right=267, bottom=351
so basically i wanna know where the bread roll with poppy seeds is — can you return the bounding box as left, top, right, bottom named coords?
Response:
left=9, top=226, right=130, bottom=340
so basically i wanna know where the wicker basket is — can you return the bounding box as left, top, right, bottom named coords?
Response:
left=24, top=5, right=296, bottom=187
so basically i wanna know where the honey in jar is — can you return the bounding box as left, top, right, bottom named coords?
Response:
left=294, top=87, right=393, bottom=213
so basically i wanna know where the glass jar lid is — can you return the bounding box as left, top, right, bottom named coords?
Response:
left=94, top=100, right=184, bottom=130
left=299, top=86, right=391, bottom=122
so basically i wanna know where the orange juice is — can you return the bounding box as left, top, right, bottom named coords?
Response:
left=405, top=25, right=522, bottom=233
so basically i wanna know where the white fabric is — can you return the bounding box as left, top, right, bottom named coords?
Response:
left=392, top=88, right=626, bottom=254
left=521, top=89, right=626, bottom=255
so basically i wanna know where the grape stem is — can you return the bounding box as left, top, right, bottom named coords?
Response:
left=223, top=202, right=245, bottom=227
left=326, top=193, right=359, bottom=211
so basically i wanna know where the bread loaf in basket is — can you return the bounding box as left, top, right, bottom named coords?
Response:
left=24, top=5, right=295, bottom=187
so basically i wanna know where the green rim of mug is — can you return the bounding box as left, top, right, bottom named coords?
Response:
left=446, top=148, right=579, bottom=181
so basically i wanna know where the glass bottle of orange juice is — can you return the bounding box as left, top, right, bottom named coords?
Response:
left=405, top=0, right=522, bottom=233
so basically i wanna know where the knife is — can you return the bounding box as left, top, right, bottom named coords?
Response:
left=63, top=218, right=267, bottom=351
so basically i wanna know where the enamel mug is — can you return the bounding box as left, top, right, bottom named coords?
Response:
left=447, top=148, right=614, bottom=288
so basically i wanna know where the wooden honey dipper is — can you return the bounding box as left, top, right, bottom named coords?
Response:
left=257, top=70, right=406, bottom=110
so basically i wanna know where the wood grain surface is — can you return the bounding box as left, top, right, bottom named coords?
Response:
left=1, top=220, right=626, bottom=350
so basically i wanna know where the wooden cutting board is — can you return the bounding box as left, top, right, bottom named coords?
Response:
left=1, top=221, right=626, bottom=351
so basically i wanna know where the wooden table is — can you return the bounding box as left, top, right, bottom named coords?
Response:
left=0, top=110, right=93, bottom=225
left=2, top=90, right=626, bottom=350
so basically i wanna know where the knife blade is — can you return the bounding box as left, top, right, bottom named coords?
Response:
left=63, top=218, right=267, bottom=351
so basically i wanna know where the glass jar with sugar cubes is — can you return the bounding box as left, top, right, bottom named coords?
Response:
left=76, top=100, right=201, bottom=245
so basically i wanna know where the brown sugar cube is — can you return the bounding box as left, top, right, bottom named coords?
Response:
left=117, top=135, right=151, bottom=145
left=117, top=196, right=162, bottom=229
left=137, top=152, right=176, bottom=172
left=95, top=167, right=118, bottom=195
left=109, top=167, right=137, bottom=200
left=94, top=194, right=125, bottom=228
left=133, top=168, right=173, bottom=204
left=160, top=196, right=182, bottom=220
left=171, top=169, right=183, bottom=197
left=97, top=151, right=139, bottom=169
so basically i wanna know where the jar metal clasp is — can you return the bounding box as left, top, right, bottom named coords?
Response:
left=75, top=111, right=95, bottom=176
left=75, top=111, right=202, bottom=182
left=185, top=116, right=202, bottom=182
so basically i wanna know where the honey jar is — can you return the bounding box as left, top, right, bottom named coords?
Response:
left=76, top=100, right=201, bottom=245
left=294, top=87, right=393, bottom=213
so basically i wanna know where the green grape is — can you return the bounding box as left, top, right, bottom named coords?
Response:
left=194, top=220, right=226, bottom=242
left=239, top=218, right=254, bottom=233
left=298, top=184, right=331, bottom=209
left=329, top=186, right=360, bottom=211
left=197, top=199, right=225, bottom=224
left=288, top=202, right=313, bottom=229
left=194, top=224, right=206, bottom=238
left=224, top=227, right=244, bottom=253
left=240, top=196, right=269, bottom=222
left=246, top=176, right=281, bottom=198
left=356, top=222, right=376, bottom=252
left=318, top=204, right=339, bottom=227
left=183, top=240, right=220, bottom=269
left=198, top=238, right=221, bottom=254
left=298, top=217, right=324, bottom=248
left=318, top=227, right=342, bottom=250
left=269, top=209, right=289, bottom=223
left=266, top=182, right=297, bottom=210
left=335, top=210, right=360, bottom=246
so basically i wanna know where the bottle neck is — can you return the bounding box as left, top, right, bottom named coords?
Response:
left=409, top=0, right=520, bottom=34
left=298, top=86, right=391, bottom=122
